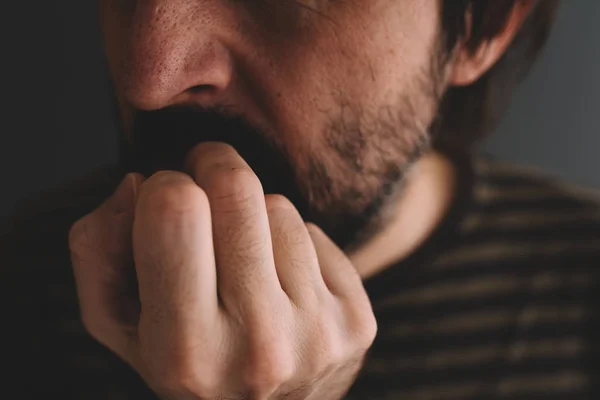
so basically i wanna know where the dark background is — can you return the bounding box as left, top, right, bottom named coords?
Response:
left=2, top=1, right=598, bottom=222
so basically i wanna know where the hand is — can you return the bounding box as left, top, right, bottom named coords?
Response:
left=69, top=142, right=377, bottom=399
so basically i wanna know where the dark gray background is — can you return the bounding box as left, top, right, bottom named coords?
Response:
left=483, top=0, right=599, bottom=187
left=2, top=1, right=598, bottom=221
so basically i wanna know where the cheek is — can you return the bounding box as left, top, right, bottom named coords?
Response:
left=258, top=0, right=441, bottom=145
left=329, top=1, right=441, bottom=106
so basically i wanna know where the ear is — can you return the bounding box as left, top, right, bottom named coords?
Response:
left=449, top=0, right=537, bottom=87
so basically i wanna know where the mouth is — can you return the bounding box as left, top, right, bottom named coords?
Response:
left=123, top=107, right=308, bottom=213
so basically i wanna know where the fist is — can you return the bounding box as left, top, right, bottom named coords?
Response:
left=68, top=142, right=377, bottom=399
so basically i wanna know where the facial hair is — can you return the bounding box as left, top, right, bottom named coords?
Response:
left=121, top=49, right=446, bottom=252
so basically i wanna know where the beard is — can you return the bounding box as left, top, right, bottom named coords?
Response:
left=121, top=50, right=445, bottom=252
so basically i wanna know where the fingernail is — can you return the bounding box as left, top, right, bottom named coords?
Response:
left=107, top=173, right=135, bottom=213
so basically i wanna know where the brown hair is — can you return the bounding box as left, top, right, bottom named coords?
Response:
left=433, top=0, right=560, bottom=151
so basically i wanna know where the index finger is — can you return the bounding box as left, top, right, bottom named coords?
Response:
left=133, top=171, right=222, bottom=359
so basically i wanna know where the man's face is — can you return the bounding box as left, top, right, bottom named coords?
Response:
left=101, top=0, right=449, bottom=250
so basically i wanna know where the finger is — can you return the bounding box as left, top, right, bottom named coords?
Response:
left=69, top=172, right=145, bottom=365
left=265, top=194, right=327, bottom=306
left=185, top=142, right=284, bottom=318
left=133, top=171, right=222, bottom=360
left=306, top=224, right=377, bottom=346
left=305, top=223, right=365, bottom=300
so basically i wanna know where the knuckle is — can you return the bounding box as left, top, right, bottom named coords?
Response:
left=265, top=195, right=305, bottom=233
left=150, top=357, right=222, bottom=399
left=245, top=338, right=294, bottom=393
left=305, top=221, right=323, bottom=232
left=296, top=283, right=322, bottom=311
left=207, top=166, right=263, bottom=207
left=310, top=314, right=344, bottom=370
left=304, top=222, right=326, bottom=242
left=187, top=141, right=236, bottom=169
left=146, top=169, right=188, bottom=185
left=68, top=217, right=90, bottom=253
left=266, top=203, right=308, bottom=248
left=348, top=303, right=378, bottom=349
left=361, top=312, right=379, bottom=347
left=141, top=178, right=209, bottom=217
left=264, top=194, right=295, bottom=212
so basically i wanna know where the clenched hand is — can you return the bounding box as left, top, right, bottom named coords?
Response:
left=69, top=142, right=377, bottom=400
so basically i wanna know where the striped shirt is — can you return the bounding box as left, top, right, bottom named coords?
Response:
left=3, top=152, right=600, bottom=399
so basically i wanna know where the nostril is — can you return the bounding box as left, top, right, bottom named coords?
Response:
left=189, top=84, right=213, bottom=93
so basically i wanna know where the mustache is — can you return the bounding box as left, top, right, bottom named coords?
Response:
left=127, top=107, right=271, bottom=173
left=123, top=106, right=306, bottom=212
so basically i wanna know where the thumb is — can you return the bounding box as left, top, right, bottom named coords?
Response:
left=69, top=173, right=143, bottom=259
left=69, top=172, right=145, bottom=362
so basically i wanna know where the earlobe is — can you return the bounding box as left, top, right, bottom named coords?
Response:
left=448, top=0, right=537, bottom=87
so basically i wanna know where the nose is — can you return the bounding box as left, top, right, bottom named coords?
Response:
left=121, top=0, right=234, bottom=110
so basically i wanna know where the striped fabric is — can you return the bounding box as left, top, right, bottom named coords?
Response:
left=3, top=153, right=599, bottom=399
left=349, top=157, right=600, bottom=399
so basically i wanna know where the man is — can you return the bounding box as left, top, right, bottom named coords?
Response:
left=3, top=0, right=599, bottom=398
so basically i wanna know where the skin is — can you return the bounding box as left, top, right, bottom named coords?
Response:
left=69, top=0, right=535, bottom=398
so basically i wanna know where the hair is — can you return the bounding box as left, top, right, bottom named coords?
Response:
left=432, top=0, right=560, bottom=152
